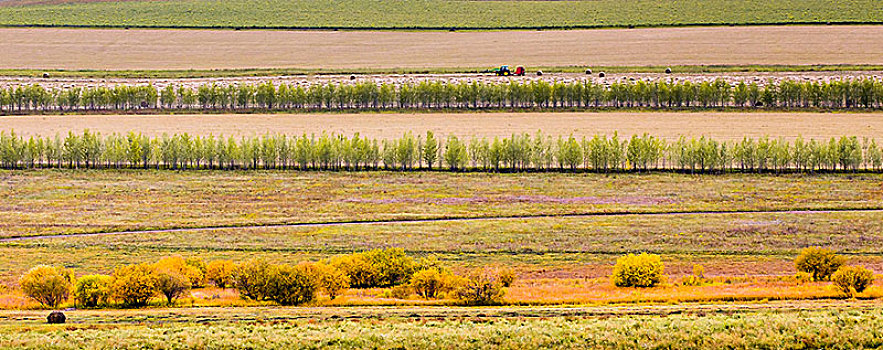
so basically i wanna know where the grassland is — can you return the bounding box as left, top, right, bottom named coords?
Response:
left=2, top=170, right=882, bottom=238
left=1, top=0, right=881, bottom=30
left=2, top=26, right=883, bottom=70
left=5, top=112, right=883, bottom=141
left=1, top=170, right=882, bottom=294
left=2, top=304, right=883, bottom=349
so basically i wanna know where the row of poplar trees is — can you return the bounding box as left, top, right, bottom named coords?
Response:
left=2, top=78, right=883, bottom=112
left=0, top=130, right=880, bottom=172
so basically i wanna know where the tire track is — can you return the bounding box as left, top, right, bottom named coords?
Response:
left=3, top=207, right=883, bottom=242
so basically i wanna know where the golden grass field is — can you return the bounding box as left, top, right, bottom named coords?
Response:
left=4, top=112, right=883, bottom=141
left=1, top=25, right=882, bottom=70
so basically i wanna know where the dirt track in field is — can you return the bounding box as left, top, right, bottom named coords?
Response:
left=4, top=112, right=882, bottom=141
left=1, top=25, right=882, bottom=70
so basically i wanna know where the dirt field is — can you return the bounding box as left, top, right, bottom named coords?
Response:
left=1, top=26, right=882, bottom=70
left=4, top=112, right=882, bottom=141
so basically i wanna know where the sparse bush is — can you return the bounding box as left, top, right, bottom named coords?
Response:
left=206, top=260, right=236, bottom=288
left=232, top=259, right=272, bottom=301
left=498, top=268, right=516, bottom=287
left=795, top=247, right=846, bottom=281
left=456, top=269, right=506, bottom=305
left=74, top=275, right=112, bottom=308
left=112, top=263, right=158, bottom=307
left=681, top=264, right=707, bottom=286
left=389, top=284, right=413, bottom=299
left=154, top=256, right=203, bottom=288
left=19, top=265, right=74, bottom=308
left=612, top=253, right=665, bottom=288
left=794, top=271, right=813, bottom=284
left=263, top=263, right=319, bottom=306
left=311, top=262, right=350, bottom=300
left=154, top=270, right=190, bottom=305
left=832, top=266, right=875, bottom=297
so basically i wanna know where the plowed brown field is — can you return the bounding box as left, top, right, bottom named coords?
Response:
left=5, top=112, right=881, bottom=140
left=1, top=25, right=882, bottom=70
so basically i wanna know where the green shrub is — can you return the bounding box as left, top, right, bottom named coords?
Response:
left=232, top=259, right=272, bottom=301
left=612, top=253, right=665, bottom=288
left=206, top=260, right=236, bottom=288
left=112, top=263, right=158, bottom=307
left=263, top=263, right=319, bottom=306
left=362, top=248, right=415, bottom=287
left=19, top=265, right=74, bottom=308
left=456, top=269, right=505, bottom=305
left=331, top=248, right=415, bottom=288
left=74, top=275, right=112, bottom=308
left=795, top=247, right=846, bottom=281
left=832, top=266, right=875, bottom=297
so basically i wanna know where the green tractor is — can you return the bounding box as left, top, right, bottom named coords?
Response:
left=484, top=65, right=526, bottom=76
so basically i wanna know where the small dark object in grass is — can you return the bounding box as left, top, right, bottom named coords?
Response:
left=585, top=69, right=592, bottom=75
left=350, top=75, right=356, bottom=80
left=536, top=71, right=543, bottom=76
left=47, top=311, right=66, bottom=324
left=665, top=67, right=672, bottom=74
left=599, top=72, right=606, bottom=78
left=42, top=73, right=49, bottom=79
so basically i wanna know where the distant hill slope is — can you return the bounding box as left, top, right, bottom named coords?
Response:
left=0, top=0, right=881, bottom=30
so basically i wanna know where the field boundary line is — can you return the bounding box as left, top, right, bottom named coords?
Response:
left=3, top=207, right=882, bottom=242
left=2, top=21, right=883, bottom=31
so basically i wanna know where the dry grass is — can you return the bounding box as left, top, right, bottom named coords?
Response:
left=5, top=112, right=883, bottom=141
left=1, top=170, right=882, bottom=238
left=1, top=26, right=882, bottom=70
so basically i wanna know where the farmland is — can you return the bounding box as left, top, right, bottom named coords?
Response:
left=1, top=26, right=883, bottom=70
left=0, top=0, right=881, bottom=30
left=5, top=112, right=883, bottom=141
left=3, top=0, right=883, bottom=347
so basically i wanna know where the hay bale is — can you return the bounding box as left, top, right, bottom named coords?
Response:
left=665, top=67, right=672, bottom=74
left=585, top=69, right=592, bottom=75
left=47, top=311, right=66, bottom=324
left=598, top=72, right=606, bottom=78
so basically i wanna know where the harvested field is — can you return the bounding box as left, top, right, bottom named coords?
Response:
left=1, top=26, right=882, bottom=70
left=4, top=112, right=883, bottom=141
